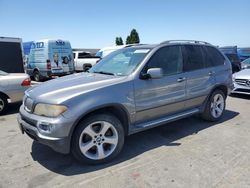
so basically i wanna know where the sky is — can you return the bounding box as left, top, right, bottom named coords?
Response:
left=0, top=0, right=249, bottom=48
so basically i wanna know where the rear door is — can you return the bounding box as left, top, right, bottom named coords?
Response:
left=203, top=46, right=227, bottom=87
left=182, top=45, right=216, bottom=109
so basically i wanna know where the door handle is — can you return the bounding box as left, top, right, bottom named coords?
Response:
left=208, top=71, right=215, bottom=76
left=177, top=77, right=186, bottom=82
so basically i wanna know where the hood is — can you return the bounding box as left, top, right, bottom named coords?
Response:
left=26, top=73, right=127, bottom=104
left=234, top=69, right=250, bottom=80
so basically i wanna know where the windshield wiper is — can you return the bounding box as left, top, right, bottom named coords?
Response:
left=93, top=71, right=115, bottom=75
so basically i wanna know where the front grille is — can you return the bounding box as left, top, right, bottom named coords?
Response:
left=235, top=79, right=250, bottom=87
left=24, top=97, right=34, bottom=112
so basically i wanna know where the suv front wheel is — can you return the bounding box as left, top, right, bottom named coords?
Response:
left=72, top=113, right=125, bottom=164
left=201, top=90, right=226, bottom=121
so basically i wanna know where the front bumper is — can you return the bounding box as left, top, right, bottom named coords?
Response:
left=17, top=105, right=74, bottom=154
left=231, top=82, right=250, bottom=95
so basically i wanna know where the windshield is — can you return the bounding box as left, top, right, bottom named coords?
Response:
left=0, top=70, right=8, bottom=76
left=90, top=48, right=150, bottom=76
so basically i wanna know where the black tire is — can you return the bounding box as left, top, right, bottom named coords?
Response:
left=33, top=70, right=42, bottom=82
left=201, top=90, right=226, bottom=122
left=71, top=113, right=125, bottom=165
left=0, top=94, right=8, bottom=115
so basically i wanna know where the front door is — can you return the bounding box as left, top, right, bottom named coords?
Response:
left=134, top=45, right=186, bottom=124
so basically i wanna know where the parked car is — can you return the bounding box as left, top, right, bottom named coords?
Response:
left=219, top=46, right=241, bottom=73
left=231, top=68, right=250, bottom=95
left=0, top=37, right=25, bottom=73
left=241, top=57, right=250, bottom=69
left=73, top=51, right=100, bottom=72
left=18, top=40, right=232, bottom=164
left=0, top=70, right=30, bottom=114
left=26, top=39, right=75, bottom=82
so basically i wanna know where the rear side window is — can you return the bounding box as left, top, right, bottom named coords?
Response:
left=203, top=46, right=225, bottom=67
left=78, top=52, right=92, bottom=59
left=182, top=45, right=204, bottom=71
left=146, top=46, right=183, bottom=76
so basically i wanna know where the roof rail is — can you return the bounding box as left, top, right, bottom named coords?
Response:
left=160, top=40, right=211, bottom=45
left=124, top=43, right=146, bottom=48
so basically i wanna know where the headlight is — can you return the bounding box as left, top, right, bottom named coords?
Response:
left=34, top=103, right=67, bottom=117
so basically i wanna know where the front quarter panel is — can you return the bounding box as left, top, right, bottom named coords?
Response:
left=62, top=78, right=135, bottom=131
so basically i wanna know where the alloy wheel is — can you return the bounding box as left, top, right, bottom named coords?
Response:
left=78, top=121, right=118, bottom=160
left=210, top=93, right=224, bottom=118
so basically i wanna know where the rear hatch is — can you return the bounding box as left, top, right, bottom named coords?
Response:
left=49, top=40, right=74, bottom=74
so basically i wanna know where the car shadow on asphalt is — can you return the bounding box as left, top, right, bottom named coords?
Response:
left=30, top=109, right=239, bottom=176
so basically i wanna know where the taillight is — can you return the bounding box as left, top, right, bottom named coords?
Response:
left=47, top=60, right=51, bottom=69
left=47, top=62, right=51, bottom=69
left=21, top=78, right=31, bottom=86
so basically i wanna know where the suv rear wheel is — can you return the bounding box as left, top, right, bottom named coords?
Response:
left=72, top=113, right=125, bottom=164
left=201, top=90, right=225, bottom=121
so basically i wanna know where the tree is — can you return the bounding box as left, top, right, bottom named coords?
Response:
left=115, top=37, right=119, bottom=45
left=118, top=37, right=123, bottom=45
left=126, top=36, right=131, bottom=45
left=115, top=37, right=124, bottom=45
left=126, top=29, right=140, bottom=44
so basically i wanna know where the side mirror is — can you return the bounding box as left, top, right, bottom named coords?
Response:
left=141, top=68, right=163, bottom=79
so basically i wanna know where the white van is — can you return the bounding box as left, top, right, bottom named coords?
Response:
left=26, top=39, right=74, bottom=81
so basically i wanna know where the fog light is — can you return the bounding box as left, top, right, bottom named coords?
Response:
left=37, top=122, right=54, bottom=133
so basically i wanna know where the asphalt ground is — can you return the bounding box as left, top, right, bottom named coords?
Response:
left=0, top=94, right=250, bottom=188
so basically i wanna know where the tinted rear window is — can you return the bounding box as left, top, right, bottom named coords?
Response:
left=0, top=42, right=24, bottom=73
left=203, top=46, right=225, bottom=67
left=78, top=52, right=92, bottom=59
left=182, top=45, right=204, bottom=71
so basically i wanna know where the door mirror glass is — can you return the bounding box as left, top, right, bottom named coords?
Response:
left=147, top=68, right=163, bottom=79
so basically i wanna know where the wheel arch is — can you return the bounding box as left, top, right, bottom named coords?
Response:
left=201, top=84, right=228, bottom=112
left=33, top=68, right=39, bottom=73
left=69, top=103, right=130, bottom=147
left=211, top=84, right=228, bottom=98
left=0, top=91, right=10, bottom=100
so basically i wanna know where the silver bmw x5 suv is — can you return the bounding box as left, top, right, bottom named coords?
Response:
left=18, top=40, right=233, bottom=164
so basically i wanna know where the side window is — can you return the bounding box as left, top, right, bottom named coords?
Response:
left=78, top=52, right=92, bottom=59
left=183, top=45, right=204, bottom=71
left=146, top=46, right=183, bottom=76
left=203, top=46, right=225, bottom=67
